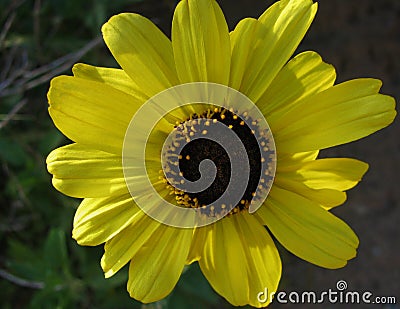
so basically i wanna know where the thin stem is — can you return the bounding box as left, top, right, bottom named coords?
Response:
left=0, top=268, right=44, bottom=289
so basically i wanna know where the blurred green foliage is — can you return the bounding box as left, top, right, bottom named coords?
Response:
left=0, top=0, right=232, bottom=308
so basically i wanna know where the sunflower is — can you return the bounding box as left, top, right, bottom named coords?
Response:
left=46, top=0, right=396, bottom=307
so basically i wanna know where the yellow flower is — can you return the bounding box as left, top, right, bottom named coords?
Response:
left=46, top=0, right=396, bottom=307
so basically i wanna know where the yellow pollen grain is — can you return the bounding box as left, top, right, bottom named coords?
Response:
left=233, top=115, right=238, bottom=120
left=261, top=157, right=265, bottom=163
left=202, top=130, right=208, bottom=135
left=205, top=121, right=210, bottom=126
left=240, top=121, right=245, bottom=126
left=213, top=119, right=218, bottom=123
left=186, top=155, right=190, bottom=160
left=228, top=125, right=233, bottom=129
left=220, top=114, right=226, bottom=120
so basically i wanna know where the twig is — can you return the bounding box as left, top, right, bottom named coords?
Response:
left=0, top=268, right=44, bottom=289
left=33, top=0, right=42, bottom=59
left=0, top=99, right=27, bottom=130
left=0, top=12, right=15, bottom=49
left=1, top=0, right=26, bottom=21
left=0, top=46, right=29, bottom=88
left=0, top=36, right=102, bottom=97
left=0, top=267, right=66, bottom=291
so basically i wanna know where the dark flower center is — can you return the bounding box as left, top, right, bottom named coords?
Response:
left=163, top=107, right=274, bottom=216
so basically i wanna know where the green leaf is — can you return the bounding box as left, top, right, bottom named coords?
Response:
left=43, top=228, right=70, bottom=278
left=0, top=136, right=29, bottom=167
left=168, top=263, right=221, bottom=308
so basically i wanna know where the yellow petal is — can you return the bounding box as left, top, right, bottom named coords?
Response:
left=127, top=225, right=192, bottom=303
left=186, top=226, right=209, bottom=264
left=72, top=63, right=147, bottom=103
left=273, top=79, right=397, bottom=152
left=278, top=158, right=369, bottom=191
left=257, top=187, right=359, bottom=269
left=101, top=212, right=161, bottom=278
left=274, top=177, right=347, bottom=208
left=278, top=150, right=319, bottom=168
left=73, top=193, right=138, bottom=246
left=229, top=18, right=260, bottom=90
left=199, top=213, right=281, bottom=307
left=46, top=143, right=126, bottom=198
left=172, top=0, right=230, bottom=83
left=233, top=0, right=317, bottom=102
left=260, top=51, right=335, bottom=116
left=48, top=76, right=142, bottom=154
left=102, top=13, right=179, bottom=97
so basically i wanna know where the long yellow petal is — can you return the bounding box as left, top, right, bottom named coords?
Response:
left=73, top=194, right=138, bottom=246
left=273, top=79, right=396, bottom=152
left=101, top=213, right=161, bottom=278
left=278, top=158, right=369, bottom=191
left=229, top=18, right=260, bottom=90
left=46, top=143, right=126, bottom=198
left=72, top=63, right=147, bottom=102
left=186, top=226, right=209, bottom=264
left=172, top=0, right=231, bottom=84
left=199, top=213, right=281, bottom=307
left=102, top=13, right=179, bottom=97
left=127, top=225, right=192, bottom=303
left=232, top=0, right=317, bottom=102
left=274, top=177, right=347, bottom=208
left=48, top=76, right=142, bottom=154
left=260, top=51, right=335, bottom=116
left=258, top=187, right=359, bottom=269
left=278, top=150, right=319, bottom=168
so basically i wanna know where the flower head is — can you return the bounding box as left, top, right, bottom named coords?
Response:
left=46, top=0, right=396, bottom=307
